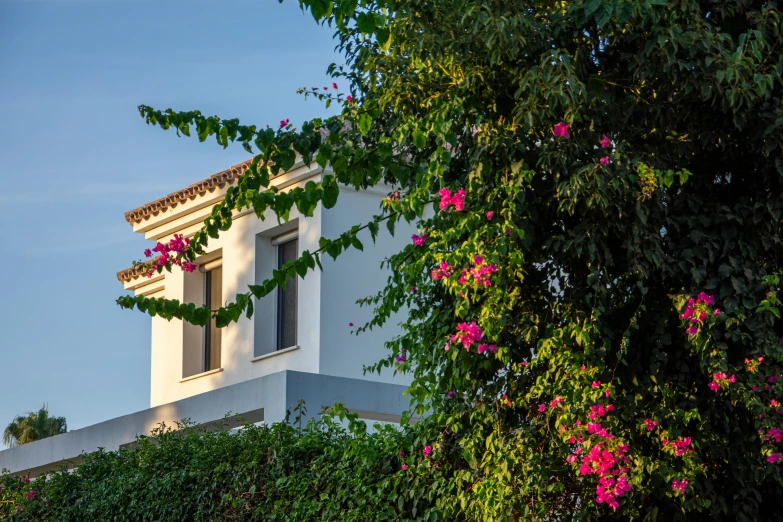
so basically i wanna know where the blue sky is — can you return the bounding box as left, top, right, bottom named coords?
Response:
left=0, top=0, right=341, bottom=443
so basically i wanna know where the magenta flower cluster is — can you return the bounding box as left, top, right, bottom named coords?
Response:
left=458, top=255, right=498, bottom=288
left=438, top=187, right=466, bottom=211
left=477, top=343, right=497, bottom=354
left=553, top=122, right=571, bottom=139
left=144, top=233, right=197, bottom=277
left=589, top=403, right=615, bottom=420
left=671, top=479, right=689, bottom=494
left=394, top=349, right=408, bottom=364
left=430, top=261, right=453, bottom=281
left=664, top=437, right=693, bottom=457
left=708, top=372, right=736, bottom=392
left=643, top=418, right=659, bottom=431
left=680, top=292, right=718, bottom=335
left=745, top=356, right=764, bottom=373
left=552, top=393, right=635, bottom=511
left=448, top=321, right=483, bottom=351
left=411, top=233, right=427, bottom=246
left=578, top=442, right=632, bottom=511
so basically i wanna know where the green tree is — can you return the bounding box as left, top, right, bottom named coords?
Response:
left=117, top=0, right=783, bottom=520
left=3, top=404, right=67, bottom=448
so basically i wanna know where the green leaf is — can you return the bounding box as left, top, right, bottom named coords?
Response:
left=357, top=12, right=376, bottom=34
left=322, top=175, right=340, bottom=208
left=584, top=0, right=602, bottom=17
left=412, top=130, right=426, bottom=149
left=357, top=113, right=373, bottom=135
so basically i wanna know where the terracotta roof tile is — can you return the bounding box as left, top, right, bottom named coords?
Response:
left=116, top=262, right=155, bottom=283
left=124, top=160, right=252, bottom=225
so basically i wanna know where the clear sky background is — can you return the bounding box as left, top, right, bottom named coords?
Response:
left=0, top=0, right=341, bottom=446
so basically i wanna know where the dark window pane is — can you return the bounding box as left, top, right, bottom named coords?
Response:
left=277, top=239, right=298, bottom=350
left=204, top=266, right=222, bottom=371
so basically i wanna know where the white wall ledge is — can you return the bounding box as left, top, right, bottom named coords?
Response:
left=250, top=345, right=300, bottom=362
left=179, top=367, right=223, bottom=383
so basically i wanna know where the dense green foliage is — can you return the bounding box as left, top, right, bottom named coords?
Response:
left=106, top=0, right=783, bottom=519
left=2, top=405, right=67, bottom=448
left=0, top=408, right=449, bottom=521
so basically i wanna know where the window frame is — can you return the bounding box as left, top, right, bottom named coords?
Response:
left=202, top=262, right=223, bottom=372
left=275, top=237, right=298, bottom=351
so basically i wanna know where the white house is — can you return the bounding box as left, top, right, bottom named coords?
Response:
left=0, top=158, right=413, bottom=477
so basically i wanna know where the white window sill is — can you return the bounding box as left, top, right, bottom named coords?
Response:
left=180, top=367, right=223, bottom=383
left=250, top=345, right=300, bottom=362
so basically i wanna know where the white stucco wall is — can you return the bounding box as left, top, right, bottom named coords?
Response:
left=318, top=188, right=414, bottom=386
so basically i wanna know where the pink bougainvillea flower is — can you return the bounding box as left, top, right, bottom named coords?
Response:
left=589, top=404, right=613, bottom=419
left=399, top=451, right=406, bottom=457
left=450, top=322, right=483, bottom=350
left=477, top=343, right=497, bottom=354
left=26, top=490, right=36, bottom=499
left=686, top=325, right=698, bottom=335
left=592, top=381, right=601, bottom=388
left=348, top=322, right=354, bottom=327
left=553, top=122, right=571, bottom=138
left=671, top=479, right=688, bottom=494
left=769, top=375, right=779, bottom=383
left=438, top=188, right=453, bottom=210
left=144, top=249, right=152, bottom=258
left=550, top=397, right=564, bottom=409
left=279, top=118, right=289, bottom=128
left=566, top=454, right=578, bottom=464
left=643, top=418, right=659, bottom=431
left=332, top=82, right=338, bottom=89
left=771, top=400, right=781, bottom=408
left=486, top=211, right=494, bottom=220
left=422, top=445, right=432, bottom=457
left=670, top=437, right=693, bottom=456
left=346, top=95, right=353, bottom=103
left=768, top=453, right=783, bottom=463
left=599, top=134, right=611, bottom=148
left=411, top=234, right=427, bottom=246
left=430, top=261, right=453, bottom=281
left=713, top=309, right=721, bottom=315
left=21, top=477, right=30, bottom=483
left=599, top=156, right=610, bottom=165
left=538, top=404, right=547, bottom=412
left=451, top=188, right=466, bottom=210
left=438, top=187, right=466, bottom=211
left=401, top=464, right=408, bottom=471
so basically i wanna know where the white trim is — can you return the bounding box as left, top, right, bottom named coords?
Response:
left=271, top=230, right=299, bottom=246
left=179, top=367, right=223, bottom=383
left=250, top=345, right=300, bottom=362
left=123, top=272, right=164, bottom=292
left=199, top=258, right=223, bottom=272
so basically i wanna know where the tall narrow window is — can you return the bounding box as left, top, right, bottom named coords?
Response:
left=277, top=238, right=298, bottom=350
left=203, top=265, right=222, bottom=371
